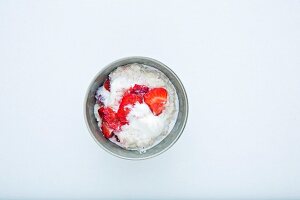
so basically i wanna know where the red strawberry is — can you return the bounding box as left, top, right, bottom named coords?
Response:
left=144, top=88, right=168, bottom=116
left=101, top=122, right=113, bottom=138
left=103, top=78, right=110, bottom=91
left=98, top=107, right=120, bottom=130
left=117, top=93, right=143, bottom=124
left=129, top=84, right=149, bottom=95
left=116, top=108, right=128, bottom=125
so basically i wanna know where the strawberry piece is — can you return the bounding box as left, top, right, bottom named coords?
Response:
left=101, top=122, right=113, bottom=138
left=103, top=78, right=110, bottom=91
left=130, top=84, right=149, bottom=95
left=117, top=93, right=143, bottom=124
left=98, top=107, right=120, bottom=131
left=116, top=108, right=129, bottom=125
left=144, top=88, right=168, bottom=116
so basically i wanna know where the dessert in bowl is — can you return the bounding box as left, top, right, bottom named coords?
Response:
left=84, top=57, right=188, bottom=160
left=94, top=64, right=178, bottom=152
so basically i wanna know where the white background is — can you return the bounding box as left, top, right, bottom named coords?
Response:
left=0, top=0, right=300, bottom=199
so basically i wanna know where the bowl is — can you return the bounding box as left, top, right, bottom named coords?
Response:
left=84, top=57, right=188, bottom=160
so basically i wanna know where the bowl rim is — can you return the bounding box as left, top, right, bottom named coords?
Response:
left=83, top=56, right=189, bottom=160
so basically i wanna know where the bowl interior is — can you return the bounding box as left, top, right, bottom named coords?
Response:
left=85, top=57, right=188, bottom=160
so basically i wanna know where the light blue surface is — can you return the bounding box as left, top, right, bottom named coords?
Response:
left=0, top=0, right=299, bottom=199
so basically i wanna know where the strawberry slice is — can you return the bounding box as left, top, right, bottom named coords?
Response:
left=103, top=78, right=110, bottom=91
left=98, top=107, right=120, bottom=131
left=101, top=122, right=114, bottom=138
left=129, top=84, right=149, bottom=95
left=144, top=88, right=168, bottom=116
left=117, top=93, right=143, bottom=124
